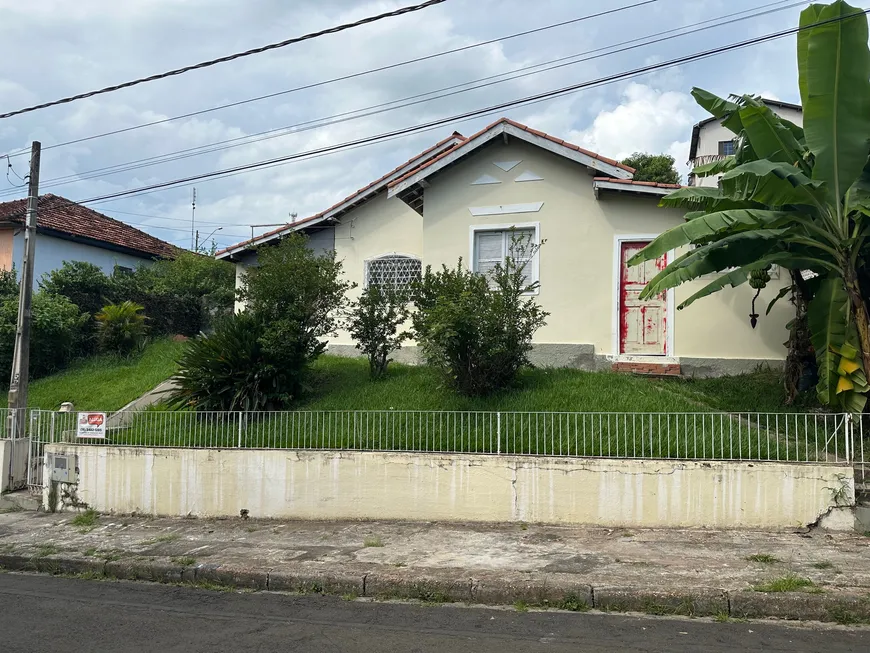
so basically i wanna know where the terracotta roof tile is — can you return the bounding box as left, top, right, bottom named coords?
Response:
left=592, top=177, right=683, bottom=190
left=0, top=194, right=178, bottom=258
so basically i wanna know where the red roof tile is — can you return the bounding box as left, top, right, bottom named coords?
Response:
left=0, top=194, right=179, bottom=258
left=387, top=118, right=635, bottom=190
left=217, top=131, right=466, bottom=256
left=592, top=177, right=683, bottom=190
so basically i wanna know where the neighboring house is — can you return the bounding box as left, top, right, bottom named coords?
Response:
left=687, top=98, right=803, bottom=187
left=218, top=117, right=793, bottom=376
left=0, top=194, right=178, bottom=281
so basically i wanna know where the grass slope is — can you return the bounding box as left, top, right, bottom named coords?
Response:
left=1, top=338, right=184, bottom=411
left=299, top=356, right=807, bottom=414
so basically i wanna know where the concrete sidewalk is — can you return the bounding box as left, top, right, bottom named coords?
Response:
left=1, top=511, right=869, bottom=623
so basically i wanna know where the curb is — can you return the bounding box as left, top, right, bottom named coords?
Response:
left=1, top=553, right=869, bottom=624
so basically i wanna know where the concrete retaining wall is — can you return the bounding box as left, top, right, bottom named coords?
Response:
left=44, top=445, right=854, bottom=529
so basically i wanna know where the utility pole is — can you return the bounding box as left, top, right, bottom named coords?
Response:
left=190, top=187, right=196, bottom=250
left=7, top=141, right=41, bottom=438
left=195, top=229, right=200, bottom=253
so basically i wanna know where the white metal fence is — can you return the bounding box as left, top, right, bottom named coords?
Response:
left=26, top=409, right=868, bottom=466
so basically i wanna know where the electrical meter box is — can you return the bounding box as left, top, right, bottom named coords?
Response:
left=47, top=452, right=78, bottom=484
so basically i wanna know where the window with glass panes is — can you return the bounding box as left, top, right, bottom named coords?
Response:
left=473, top=227, right=537, bottom=288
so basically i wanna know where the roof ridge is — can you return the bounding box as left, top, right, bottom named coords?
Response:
left=217, top=131, right=465, bottom=256
left=386, top=117, right=635, bottom=190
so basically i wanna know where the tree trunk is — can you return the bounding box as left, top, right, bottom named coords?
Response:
left=844, top=265, right=870, bottom=379
left=784, top=271, right=814, bottom=403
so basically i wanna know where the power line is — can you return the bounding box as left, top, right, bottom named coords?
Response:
left=9, top=8, right=858, bottom=234
left=5, top=155, right=27, bottom=188
left=101, top=208, right=241, bottom=227
left=5, top=0, right=801, bottom=196
left=6, top=0, right=660, bottom=156
left=76, top=10, right=854, bottom=210
left=0, top=0, right=450, bottom=121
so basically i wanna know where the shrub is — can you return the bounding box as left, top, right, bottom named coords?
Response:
left=411, top=239, right=547, bottom=396
left=239, top=233, right=352, bottom=392
left=0, top=292, right=88, bottom=380
left=39, top=261, right=114, bottom=317
left=168, top=312, right=290, bottom=411
left=95, top=301, right=147, bottom=355
left=150, top=251, right=235, bottom=327
left=109, top=266, right=204, bottom=337
left=39, top=256, right=233, bottom=340
left=347, top=285, right=410, bottom=379
left=0, top=268, right=18, bottom=300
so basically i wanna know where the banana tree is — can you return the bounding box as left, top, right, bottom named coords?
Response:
left=628, top=1, right=870, bottom=412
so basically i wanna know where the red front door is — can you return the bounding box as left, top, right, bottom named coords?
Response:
left=619, top=241, right=667, bottom=355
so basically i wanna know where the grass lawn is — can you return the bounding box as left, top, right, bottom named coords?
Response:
left=297, top=355, right=812, bottom=414
left=99, top=355, right=847, bottom=462
left=1, top=337, right=185, bottom=411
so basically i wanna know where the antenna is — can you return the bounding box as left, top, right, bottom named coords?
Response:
left=190, top=187, right=197, bottom=250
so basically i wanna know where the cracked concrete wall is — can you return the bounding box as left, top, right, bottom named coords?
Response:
left=45, top=445, right=855, bottom=530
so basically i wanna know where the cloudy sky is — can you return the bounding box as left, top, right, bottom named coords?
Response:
left=0, top=0, right=804, bottom=251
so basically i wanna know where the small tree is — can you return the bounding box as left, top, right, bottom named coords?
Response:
left=412, top=235, right=548, bottom=396
left=347, top=285, right=410, bottom=379
left=95, top=301, right=147, bottom=356
left=620, top=152, right=681, bottom=185
left=239, top=233, right=353, bottom=398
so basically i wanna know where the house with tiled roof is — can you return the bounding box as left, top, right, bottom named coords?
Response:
left=0, top=194, right=178, bottom=281
left=218, top=117, right=793, bottom=376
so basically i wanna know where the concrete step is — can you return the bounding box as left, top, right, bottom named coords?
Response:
left=0, top=489, right=41, bottom=512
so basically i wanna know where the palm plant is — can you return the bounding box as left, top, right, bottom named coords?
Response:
left=95, top=301, right=147, bottom=356
left=629, top=1, right=870, bottom=411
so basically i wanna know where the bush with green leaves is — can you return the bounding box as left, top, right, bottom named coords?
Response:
left=152, top=251, right=234, bottom=310
left=347, top=285, right=410, bottom=379
left=411, top=239, right=548, bottom=396
left=168, top=312, right=290, bottom=411
left=0, top=268, right=18, bottom=300
left=0, top=292, right=88, bottom=381
left=39, top=254, right=234, bottom=340
left=39, top=261, right=114, bottom=317
left=239, top=233, right=352, bottom=392
left=95, top=301, right=147, bottom=355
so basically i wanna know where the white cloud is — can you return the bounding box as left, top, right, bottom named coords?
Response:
left=567, top=83, right=698, bottom=165
left=0, top=0, right=809, bottom=248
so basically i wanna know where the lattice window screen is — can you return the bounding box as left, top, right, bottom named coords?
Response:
left=365, top=255, right=422, bottom=290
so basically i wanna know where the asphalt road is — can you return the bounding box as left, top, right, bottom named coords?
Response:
left=0, top=573, right=867, bottom=652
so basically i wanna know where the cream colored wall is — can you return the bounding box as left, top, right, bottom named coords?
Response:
left=421, top=138, right=791, bottom=360
left=331, top=190, right=423, bottom=345
left=46, top=444, right=853, bottom=529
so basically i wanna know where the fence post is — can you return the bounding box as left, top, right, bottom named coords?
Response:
left=496, top=411, right=501, bottom=455
left=237, top=411, right=244, bottom=449
left=846, top=412, right=854, bottom=464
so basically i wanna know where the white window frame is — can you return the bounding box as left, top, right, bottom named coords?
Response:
left=468, top=221, right=541, bottom=295
left=611, top=234, right=676, bottom=359
left=363, top=252, right=422, bottom=290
